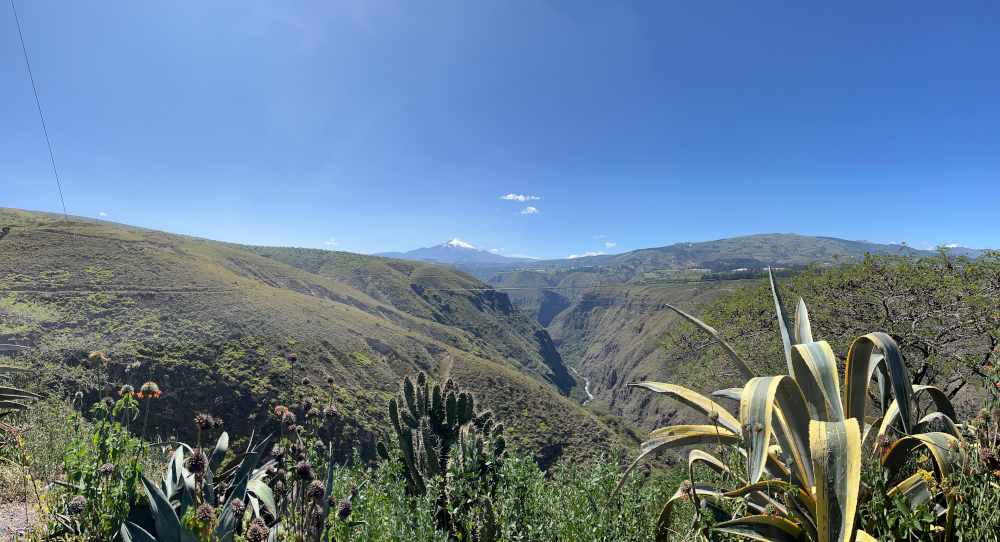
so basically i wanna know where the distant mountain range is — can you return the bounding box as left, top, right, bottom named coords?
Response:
left=374, top=238, right=536, bottom=263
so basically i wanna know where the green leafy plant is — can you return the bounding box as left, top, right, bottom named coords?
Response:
left=611, top=270, right=966, bottom=542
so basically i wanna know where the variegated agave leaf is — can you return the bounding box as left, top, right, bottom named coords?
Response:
left=810, top=419, right=862, bottom=542
left=629, top=382, right=741, bottom=435
left=843, top=333, right=913, bottom=432
left=768, top=268, right=797, bottom=375
left=654, top=482, right=731, bottom=542
left=740, top=376, right=814, bottom=489
left=790, top=341, right=842, bottom=422
left=713, top=515, right=805, bottom=542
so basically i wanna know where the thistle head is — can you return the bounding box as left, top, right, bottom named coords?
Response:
left=337, top=497, right=353, bottom=521
left=246, top=517, right=269, bottom=542
left=324, top=403, right=340, bottom=419
left=68, top=495, right=87, bottom=515
left=194, top=413, right=214, bottom=431
left=306, top=480, right=326, bottom=500
left=99, top=463, right=115, bottom=477
left=196, top=503, right=214, bottom=523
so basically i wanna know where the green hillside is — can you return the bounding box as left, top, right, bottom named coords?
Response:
left=474, top=233, right=932, bottom=325
left=0, top=207, right=627, bottom=467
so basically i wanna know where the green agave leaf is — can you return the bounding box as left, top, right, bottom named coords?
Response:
left=323, top=442, right=338, bottom=519
left=210, top=431, right=229, bottom=474
left=725, top=481, right=816, bottom=519
left=810, top=419, right=862, bottom=542
left=217, top=466, right=251, bottom=542
left=878, top=385, right=956, bottom=439
left=886, top=473, right=934, bottom=510
left=794, top=297, right=813, bottom=345
left=0, top=401, right=30, bottom=410
left=664, top=303, right=757, bottom=381
left=0, top=345, right=29, bottom=352
left=882, top=432, right=963, bottom=484
left=741, top=376, right=813, bottom=489
left=0, top=387, right=41, bottom=400
left=608, top=431, right=741, bottom=506
left=843, top=333, right=913, bottom=433
left=712, top=388, right=743, bottom=402
left=713, top=515, right=805, bottom=542
left=768, top=268, right=797, bottom=375
left=120, top=520, right=159, bottom=542
left=247, top=480, right=276, bottom=518
left=790, top=341, right=843, bottom=421
left=141, top=475, right=182, bottom=542
left=915, top=412, right=961, bottom=440
left=654, top=482, right=731, bottom=542
left=688, top=449, right=742, bottom=486
left=630, top=382, right=742, bottom=434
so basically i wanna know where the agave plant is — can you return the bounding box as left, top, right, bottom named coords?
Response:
left=610, top=270, right=966, bottom=542
left=119, top=432, right=275, bottom=542
left=0, top=344, right=37, bottom=418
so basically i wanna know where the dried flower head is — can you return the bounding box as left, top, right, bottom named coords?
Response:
left=213, top=416, right=224, bottom=429
left=296, top=460, right=315, bottom=482
left=118, top=384, right=135, bottom=397
left=185, top=449, right=208, bottom=473
left=679, top=480, right=692, bottom=494
left=306, top=480, right=326, bottom=500
left=99, top=462, right=115, bottom=476
left=295, top=425, right=304, bottom=433
left=326, top=376, right=335, bottom=385
left=281, top=411, right=297, bottom=427
left=349, top=483, right=359, bottom=499
left=301, top=377, right=310, bottom=386
left=102, top=396, right=115, bottom=408
left=326, top=494, right=337, bottom=507
left=288, top=353, right=298, bottom=362
left=275, top=480, right=286, bottom=493
left=876, top=433, right=892, bottom=450
left=707, top=410, right=720, bottom=423
left=978, top=448, right=997, bottom=462
left=992, top=408, right=1000, bottom=422
left=229, top=498, right=246, bottom=518
left=88, top=351, right=107, bottom=367
left=138, top=381, right=161, bottom=399
left=325, top=404, right=339, bottom=419
left=69, top=495, right=88, bottom=515
left=246, top=517, right=270, bottom=542
left=307, top=407, right=320, bottom=419
left=195, top=413, right=215, bottom=431
left=301, top=397, right=314, bottom=411
left=337, top=497, right=353, bottom=521
left=196, top=503, right=214, bottom=523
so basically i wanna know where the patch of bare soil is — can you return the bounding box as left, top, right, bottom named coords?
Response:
left=0, top=503, right=39, bottom=542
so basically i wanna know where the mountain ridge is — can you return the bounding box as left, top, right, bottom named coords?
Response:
left=374, top=238, right=537, bottom=263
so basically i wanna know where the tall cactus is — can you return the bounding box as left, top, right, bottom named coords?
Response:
left=377, top=372, right=505, bottom=498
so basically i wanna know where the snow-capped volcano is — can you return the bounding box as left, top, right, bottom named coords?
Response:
left=374, top=239, right=536, bottom=263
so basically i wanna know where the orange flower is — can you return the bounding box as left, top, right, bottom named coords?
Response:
left=274, top=405, right=288, bottom=415
left=985, top=366, right=995, bottom=371
left=138, top=382, right=161, bottom=399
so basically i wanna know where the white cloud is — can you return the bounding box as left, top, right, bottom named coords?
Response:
left=520, top=207, right=540, bottom=214
left=567, top=251, right=605, bottom=259
left=489, top=249, right=499, bottom=253
left=594, top=235, right=606, bottom=238
left=99, top=212, right=108, bottom=216
left=325, top=238, right=338, bottom=245
left=508, top=254, right=540, bottom=259
left=501, top=193, right=540, bottom=202
left=605, top=242, right=617, bottom=249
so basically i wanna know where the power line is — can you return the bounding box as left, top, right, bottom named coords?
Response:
left=10, top=0, right=73, bottom=238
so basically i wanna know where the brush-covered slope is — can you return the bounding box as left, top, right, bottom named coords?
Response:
left=214, top=244, right=572, bottom=394
left=546, top=281, right=748, bottom=435
left=0, top=208, right=617, bottom=466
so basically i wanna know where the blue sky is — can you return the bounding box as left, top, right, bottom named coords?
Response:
left=2, top=1, right=997, bottom=259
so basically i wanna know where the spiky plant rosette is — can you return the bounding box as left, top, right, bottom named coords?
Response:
left=608, top=269, right=968, bottom=542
